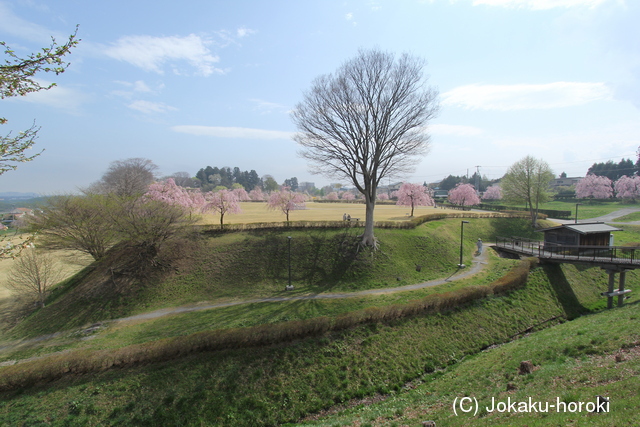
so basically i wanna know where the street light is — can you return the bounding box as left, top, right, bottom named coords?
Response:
left=459, top=221, right=470, bottom=268
left=287, top=236, right=292, bottom=288
left=575, top=203, right=582, bottom=224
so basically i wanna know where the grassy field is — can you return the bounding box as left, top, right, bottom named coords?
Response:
left=197, top=201, right=446, bottom=225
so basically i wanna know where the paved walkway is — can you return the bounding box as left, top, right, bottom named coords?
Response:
left=548, top=208, right=640, bottom=225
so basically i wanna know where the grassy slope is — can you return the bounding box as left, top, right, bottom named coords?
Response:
left=1, top=216, right=639, bottom=425
left=6, top=217, right=547, bottom=339
left=0, top=260, right=621, bottom=426
left=297, top=296, right=640, bottom=427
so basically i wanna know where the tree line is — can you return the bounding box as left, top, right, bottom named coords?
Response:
left=193, top=166, right=299, bottom=193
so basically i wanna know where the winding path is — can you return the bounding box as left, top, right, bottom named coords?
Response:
left=115, top=248, right=491, bottom=324
left=0, top=249, right=491, bottom=359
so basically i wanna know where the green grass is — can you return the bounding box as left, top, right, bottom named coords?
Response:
left=5, top=217, right=544, bottom=340
left=504, top=200, right=638, bottom=220
left=0, top=251, right=520, bottom=363
left=612, top=211, right=640, bottom=222
left=295, top=301, right=640, bottom=427
left=0, top=259, right=616, bottom=426
left=0, top=216, right=633, bottom=425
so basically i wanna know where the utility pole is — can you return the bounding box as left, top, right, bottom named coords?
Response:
left=475, top=165, right=481, bottom=195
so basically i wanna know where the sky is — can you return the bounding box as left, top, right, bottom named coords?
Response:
left=1, top=0, right=640, bottom=194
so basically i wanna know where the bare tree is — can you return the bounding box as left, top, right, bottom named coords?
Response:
left=501, top=156, right=554, bottom=228
left=292, top=48, right=439, bottom=247
left=7, top=250, right=62, bottom=308
left=28, top=194, right=117, bottom=261
left=89, top=158, right=158, bottom=197
left=167, top=171, right=197, bottom=188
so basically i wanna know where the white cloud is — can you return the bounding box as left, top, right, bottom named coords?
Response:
left=128, top=100, right=177, bottom=114
left=16, top=79, right=88, bottom=113
left=172, top=125, right=293, bottom=140
left=345, top=12, right=358, bottom=26
left=442, top=82, right=612, bottom=110
left=0, top=2, right=62, bottom=43
left=111, top=80, right=161, bottom=100
left=104, top=34, right=223, bottom=76
left=250, top=98, right=290, bottom=115
left=471, top=0, right=614, bottom=9
left=430, top=124, right=484, bottom=136
left=114, top=80, right=153, bottom=93
left=236, top=27, right=257, bottom=38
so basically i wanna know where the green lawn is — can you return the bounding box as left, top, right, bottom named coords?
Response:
left=492, top=200, right=640, bottom=220
left=296, top=298, right=640, bottom=427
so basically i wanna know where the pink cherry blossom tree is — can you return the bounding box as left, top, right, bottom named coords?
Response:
left=233, top=187, right=250, bottom=201
left=377, top=192, right=390, bottom=201
left=267, top=189, right=306, bottom=221
left=482, top=185, right=502, bottom=200
left=614, top=175, right=640, bottom=201
left=249, top=187, right=265, bottom=201
left=341, top=192, right=355, bottom=201
left=576, top=174, right=613, bottom=199
left=393, top=183, right=434, bottom=216
left=326, top=191, right=339, bottom=201
left=145, top=178, right=203, bottom=211
left=203, top=189, right=242, bottom=227
left=448, top=183, right=480, bottom=207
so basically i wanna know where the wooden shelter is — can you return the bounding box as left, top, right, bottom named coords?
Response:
left=538, top=222, right=621, bottom=249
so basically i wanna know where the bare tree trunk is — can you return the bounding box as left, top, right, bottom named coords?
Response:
left=360, top=193, right=377, bottom=247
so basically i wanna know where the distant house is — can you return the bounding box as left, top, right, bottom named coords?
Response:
left=549, top=176, right=582, bottom=189
left=538, top=222, right=621, bottom=249
left=433, top=189, right=448, bottom=200
left=298, top=182, right=315, bottom=193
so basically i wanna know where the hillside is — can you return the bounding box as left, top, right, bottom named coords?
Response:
left=0, top=216, right=638, bottom=425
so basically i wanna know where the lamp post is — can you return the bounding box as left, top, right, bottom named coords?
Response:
left=459, top=221, right=470, bottom=268
left=287, top=236, right=292, bottom=288
left=575, top=203, right=581, bottom=224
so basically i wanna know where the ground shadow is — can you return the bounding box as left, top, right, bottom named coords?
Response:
left=541, top=262, right=589, bottom=319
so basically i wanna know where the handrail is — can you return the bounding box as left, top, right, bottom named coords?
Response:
left=495, top=236, right=640, bottom=265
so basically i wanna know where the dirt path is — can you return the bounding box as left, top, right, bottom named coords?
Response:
left=115, top=248, right=490, bottom=324
left=0, top=248, right=492, bottom=357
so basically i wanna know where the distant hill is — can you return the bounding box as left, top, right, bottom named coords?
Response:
left=0, top=192, right=40, bottom=200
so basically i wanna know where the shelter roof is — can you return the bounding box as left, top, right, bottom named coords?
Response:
left=538, top=222, right=622, bottom=235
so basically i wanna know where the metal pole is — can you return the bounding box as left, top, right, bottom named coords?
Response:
left=287, top=236, right=292, bottom=287
left=459, top=221, right=469, bottom=268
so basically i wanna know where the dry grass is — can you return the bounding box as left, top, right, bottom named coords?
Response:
left=0, top=236, right=93, bottom=299
left=196, top=201, right=451, bottom=225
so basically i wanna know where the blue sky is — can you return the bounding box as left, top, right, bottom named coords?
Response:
left=2, top=0, right=639, bottom=194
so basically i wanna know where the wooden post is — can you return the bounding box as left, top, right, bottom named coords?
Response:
left=618, top=270, right=626, bottom=308
left=607, top=270, right=615, bottom=309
